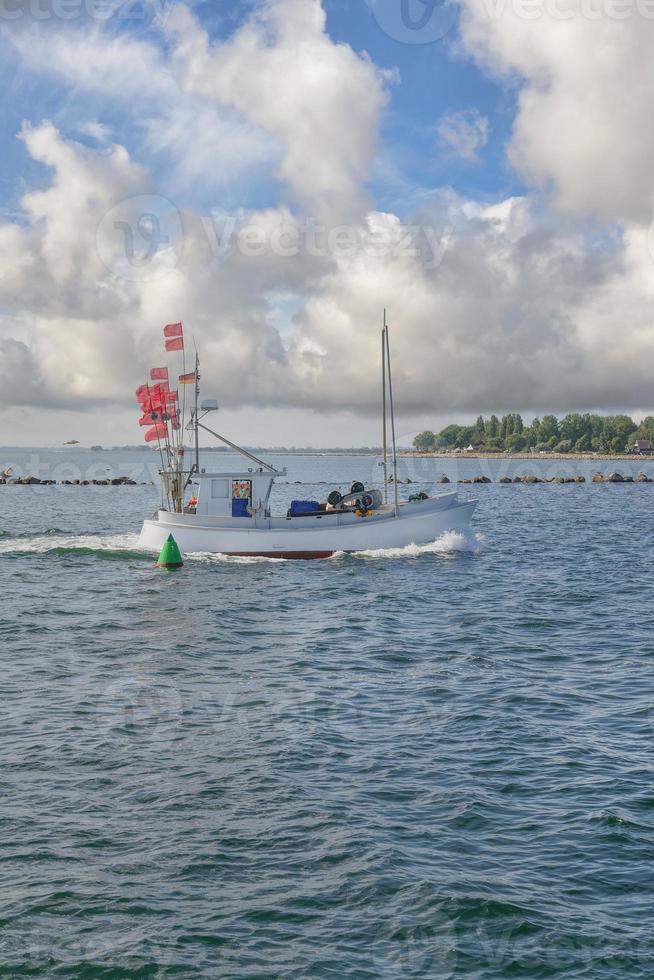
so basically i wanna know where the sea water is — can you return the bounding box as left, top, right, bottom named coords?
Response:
left=1, top=449, right=653, bottom=978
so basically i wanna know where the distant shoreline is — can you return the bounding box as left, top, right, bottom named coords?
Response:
left=3, top=447, right=654, bottom=463
left=400, top=451, right=654, bottom=462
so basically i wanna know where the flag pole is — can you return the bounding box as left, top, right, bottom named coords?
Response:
left=382, top=310, right=388, bottom=505
left=385, top=318, right=400, bottom=517
left=147, top=386, right=169, bottom=508
left=194, top=351, right=200, bottom=476
left=180, top=342, right=187, bottom=457
left=152, top=419, right=171, bottom=511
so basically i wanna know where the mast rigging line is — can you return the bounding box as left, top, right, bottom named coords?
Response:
left=196, top=421, right=278, bottom=474
left=382, top=313, right=389, bottom=506
left=383, top=313, right=400, bottom=517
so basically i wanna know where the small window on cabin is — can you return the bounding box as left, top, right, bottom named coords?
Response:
left=211, top=479, right=229, bottom=499
left=232, top=480, right=252, bottom=500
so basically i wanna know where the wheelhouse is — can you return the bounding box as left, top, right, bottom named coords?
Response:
left=188, top=469, right=284, bottom=519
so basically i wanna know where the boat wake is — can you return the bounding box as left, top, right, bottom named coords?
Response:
left=0, top=530, right=483, bottom=564
left=338, top=529, right=484, bottom=560
left=0, top=533, right=288, bottom=565
left=0, top=532, right=147, bottom=560
left=184, top=552, right=287, bottom=565
left=172, top=530, right=484, bottom=564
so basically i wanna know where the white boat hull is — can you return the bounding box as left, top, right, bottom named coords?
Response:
left=138, top=493, right=477, bottom=559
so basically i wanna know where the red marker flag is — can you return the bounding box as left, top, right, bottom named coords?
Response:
left=163, top=322, right=183, bottom=338
left=150, top=367, right=169, bottom=382
left=136, top=391, right=154, bottom=414
left=144, top=423, right=168, bottom=443
left=165, top=337, right=184, bottom=352
left=149, top=383, right=165, bottom=405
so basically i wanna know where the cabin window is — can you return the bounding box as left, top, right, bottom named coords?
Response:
left=232, top=480, right=252, bottom=500
left=211, top=479, right=229, bottom=499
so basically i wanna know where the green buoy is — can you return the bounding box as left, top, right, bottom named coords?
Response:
left=157, top=534, right=183, bottom=569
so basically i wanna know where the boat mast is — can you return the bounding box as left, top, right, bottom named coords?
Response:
left=193, top=351, right=200, bottom=475
left=382, top=310, right=389, bottom=505
left=384, top=317, right=400, bottom=517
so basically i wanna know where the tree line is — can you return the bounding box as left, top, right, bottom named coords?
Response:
left=413, top=414, right=654, bottom=454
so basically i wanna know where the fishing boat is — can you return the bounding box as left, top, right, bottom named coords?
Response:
left=137, top=317, right=477, bottom=559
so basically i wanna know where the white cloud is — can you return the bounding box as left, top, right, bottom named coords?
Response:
left=6, top=25, right=173, bottom=102
left=0, top=122, right=306, bottom=412
left=279, top=199, right=654, bottom=415
left=0, top=338, right=48, bottom=409
left=19, top=121, right=148, bottom=290
left=4, top=24, right=278, bottom=195
left=141, top=102, right=277, bottom=191
left=437, top=108, right=489, bottom=164
left=78, top=121, right=113, bottom=142
left=459, top=0, right=654, bottom=223
left=164, top=0, right=391, bottom=217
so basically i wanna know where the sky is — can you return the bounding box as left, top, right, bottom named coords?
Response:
left=1, top=0, right=654, bottom=447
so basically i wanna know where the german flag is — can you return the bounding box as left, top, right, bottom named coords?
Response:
left=178, top=372, right=197, bottom=385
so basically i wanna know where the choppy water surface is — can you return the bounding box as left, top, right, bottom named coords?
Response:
left=2, top=450, right=654, bottom=978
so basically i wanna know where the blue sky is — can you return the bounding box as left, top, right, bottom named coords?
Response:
left=328, top=1, right=522, bottom=201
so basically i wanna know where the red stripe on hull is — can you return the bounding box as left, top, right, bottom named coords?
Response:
left=225, top=551, right=335, bottom=560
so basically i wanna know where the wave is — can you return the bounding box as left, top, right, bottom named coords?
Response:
left=0, top=527, right=68, bottom=540
left=338, top=530, right=484, bottom=560
left=183, top=552, right=286, bottom=565
left=0, top=532, right=148, bottom=560
left=0, top=533, right=285, bottom=565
